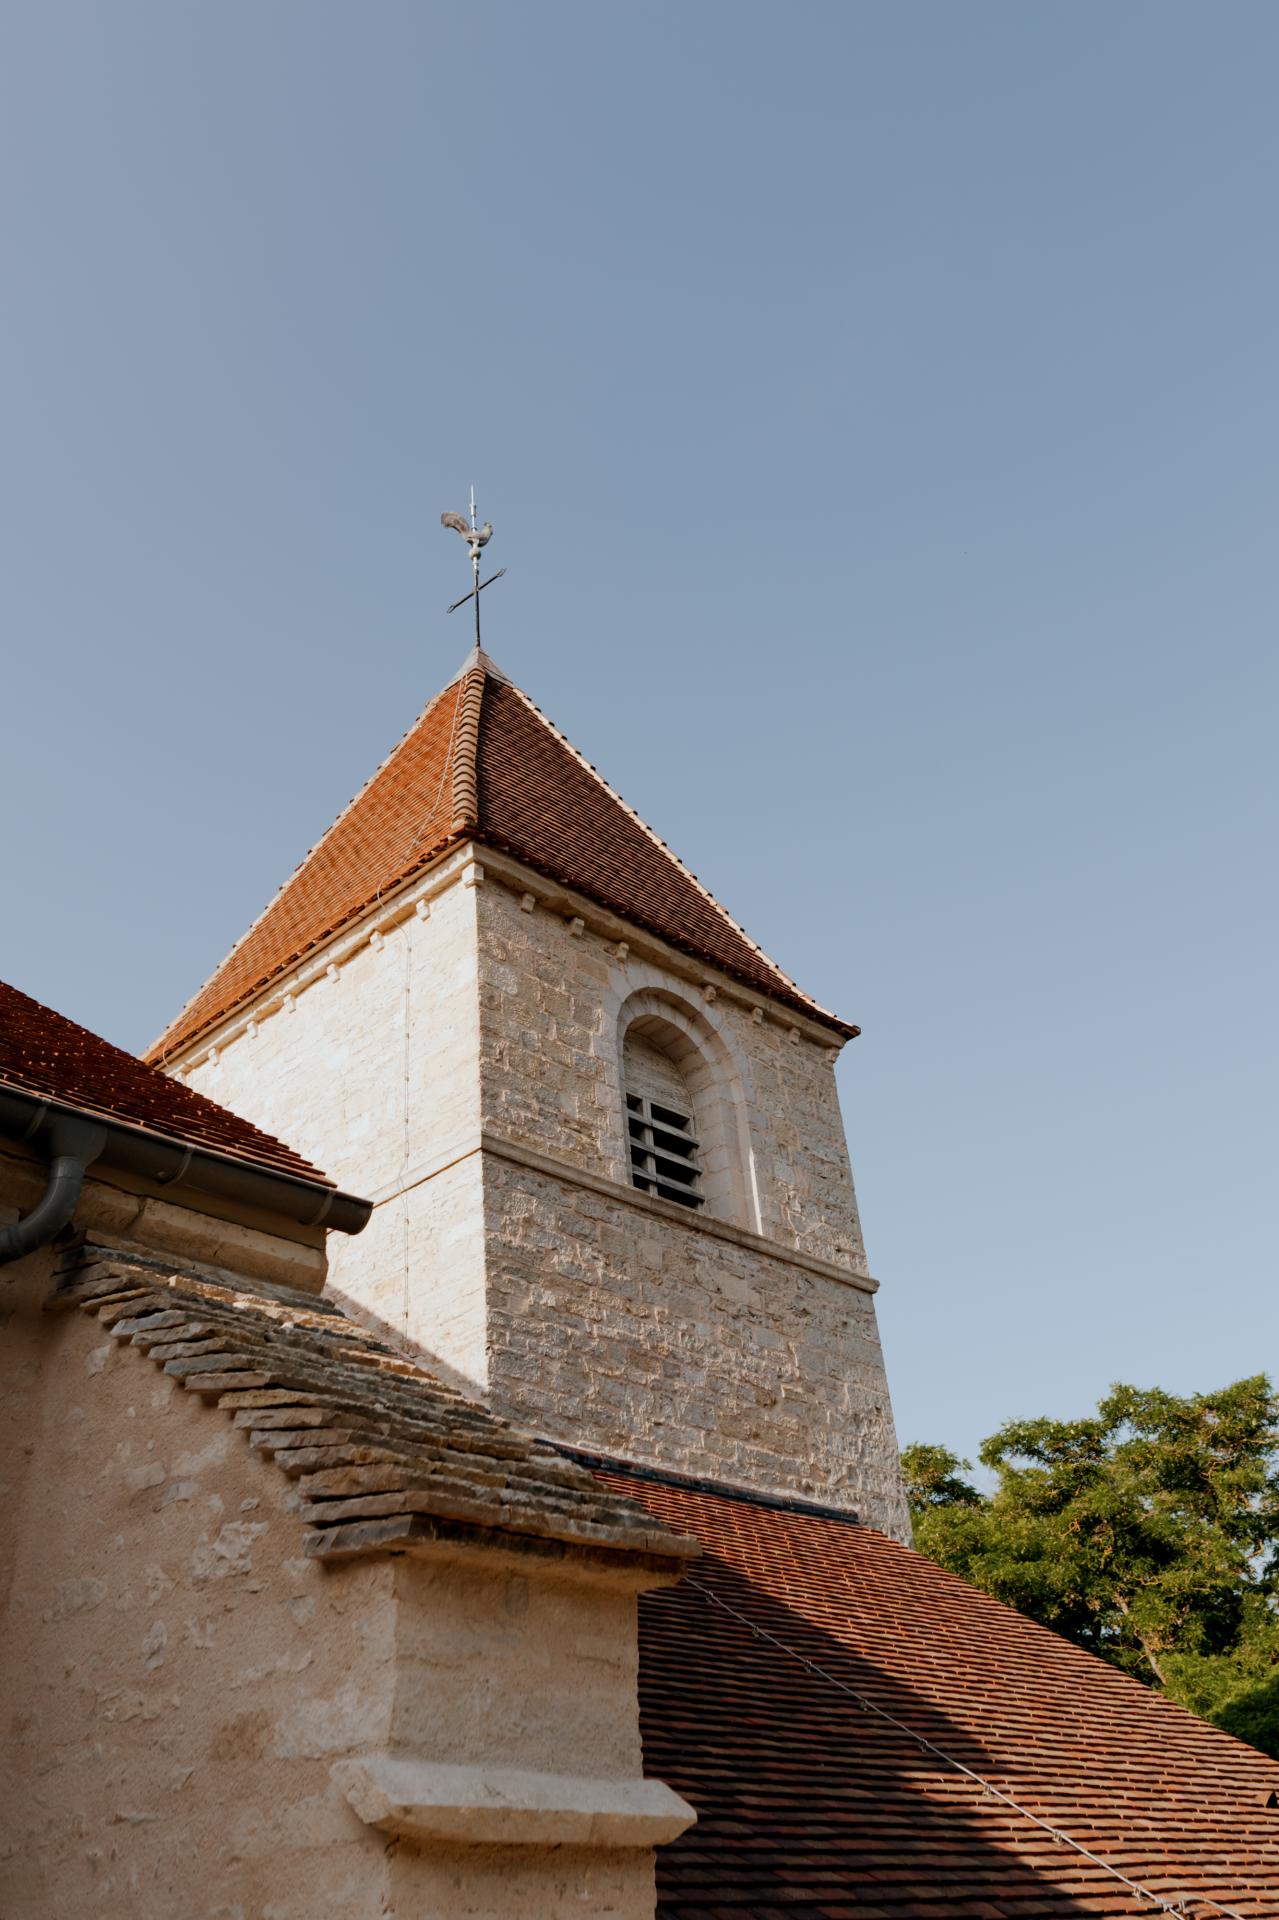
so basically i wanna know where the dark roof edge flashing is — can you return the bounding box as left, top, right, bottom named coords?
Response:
left=558, top=1444, right=862, bottom=1528
left=0, top=1086, right=372, bottom=1239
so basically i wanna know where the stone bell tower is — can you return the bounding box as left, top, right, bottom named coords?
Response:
left=149, top=649, right=909, bottom=1539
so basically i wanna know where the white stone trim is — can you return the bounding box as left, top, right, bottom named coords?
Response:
left=332, top=1752, right=696, bottom=1848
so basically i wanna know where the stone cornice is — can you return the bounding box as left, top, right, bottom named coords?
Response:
left=475, top=845, right=848, bottom=1051
left=162, top=844, right=477, bottom=1070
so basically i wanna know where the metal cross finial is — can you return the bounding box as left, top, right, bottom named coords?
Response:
left=441, top=488, right=506, bottom=646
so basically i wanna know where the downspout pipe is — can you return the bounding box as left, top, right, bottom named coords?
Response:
left=0, top=1108, right=108, bottom=1266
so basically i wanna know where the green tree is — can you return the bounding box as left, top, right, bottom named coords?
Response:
left=900, top=1443, right=983, bottom=1510
left=903, top=1376, right=1279, bottom=1757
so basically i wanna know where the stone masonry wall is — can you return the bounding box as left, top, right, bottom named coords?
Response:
left=483, top=1151, right=910, bottom=1538
left=473, top=872, right=909, bottom=1537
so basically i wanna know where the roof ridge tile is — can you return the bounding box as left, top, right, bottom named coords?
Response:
left=450, top=662, right=487, bottom=830
left=502, top=682, right=847, bottom=1031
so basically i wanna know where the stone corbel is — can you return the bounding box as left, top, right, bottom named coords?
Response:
left=332, top=1750, right=696, bottom=1849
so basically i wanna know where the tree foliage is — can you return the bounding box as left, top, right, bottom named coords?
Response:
left=902, top=1376, right=1279, bottom=1757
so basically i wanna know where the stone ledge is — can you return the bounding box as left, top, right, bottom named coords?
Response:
left=304, top=1510, right=694, bottom=1586
left=161, top=833, right=849, bottom=1071
left=0, top=1146, right=327, bottom=1292
left=481, top=1131, right=879, bottom=1295
left=359, top=1130, right=877, bottom=1293
left=362, top=1131, right=483, bottom=1207
left=332, top=1751, right=697, bottom=1848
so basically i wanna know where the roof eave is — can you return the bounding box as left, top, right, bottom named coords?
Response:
left=0, top=1085, right=372, bottom=1237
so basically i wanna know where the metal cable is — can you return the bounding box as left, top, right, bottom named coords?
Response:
left=683, top=1575, right=1251, bottom=1920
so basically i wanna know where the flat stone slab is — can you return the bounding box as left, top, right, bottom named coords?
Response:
left=331, top=1750, right=696, bottom=1848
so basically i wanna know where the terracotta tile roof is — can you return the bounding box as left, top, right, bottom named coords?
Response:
left=56, top=1247, right=698, bottom=1568
left=0, top=980, right=330, bottom=1187
left=592, top=1463, right=1279, bottom=1918
left=147, top=651, right=854, bottom=1061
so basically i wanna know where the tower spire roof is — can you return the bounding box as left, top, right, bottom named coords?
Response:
left=147, top=655, right=856, bottom=1061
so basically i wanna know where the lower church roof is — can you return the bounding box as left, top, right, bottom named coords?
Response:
left=593, top=1463, right=1279, bottom=1919
left=0, top=979, right=334, bottom=1189
left=52, top=1248, right=1279, bottom=1910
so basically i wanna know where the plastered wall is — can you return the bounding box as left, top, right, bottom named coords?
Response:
left=0, top=1253, right=398, bottom=1919
left=0, top=1242, right=670, bottom=1920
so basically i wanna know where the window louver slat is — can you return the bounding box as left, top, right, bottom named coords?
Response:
left=625, top=1090, right=703, bottom=1210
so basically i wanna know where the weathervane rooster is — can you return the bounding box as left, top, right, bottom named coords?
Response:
left=441, top=488, right=505, bottom=646
left=440, top=509, right=493, bottom=553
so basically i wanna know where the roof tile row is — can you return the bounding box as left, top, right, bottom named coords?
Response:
left=57, top=1250, right=695, bottom=1565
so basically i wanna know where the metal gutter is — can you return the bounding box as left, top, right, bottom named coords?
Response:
left=0, top=1086, right=372, bottom=1250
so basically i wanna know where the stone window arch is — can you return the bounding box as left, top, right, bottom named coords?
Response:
left=615, top=989, right=756, bottom=1229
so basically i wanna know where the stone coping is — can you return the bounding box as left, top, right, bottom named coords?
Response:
left=51, top=1252, right=700, bottom=1568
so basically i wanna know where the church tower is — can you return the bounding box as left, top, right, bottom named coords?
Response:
left=149, top=649, right=909, bottom=1539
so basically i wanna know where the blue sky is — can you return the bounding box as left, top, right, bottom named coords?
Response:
left=3, top=2, right=1275, bottom=1471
